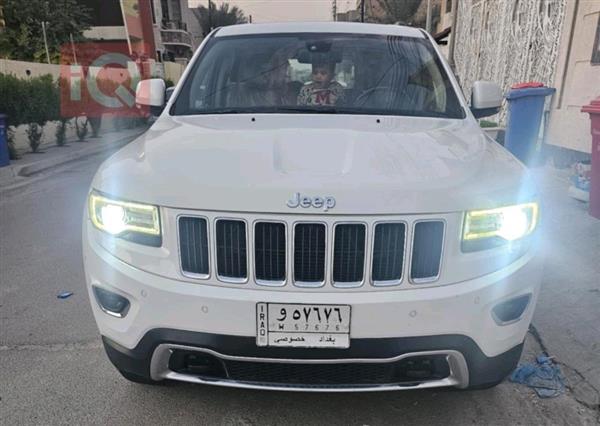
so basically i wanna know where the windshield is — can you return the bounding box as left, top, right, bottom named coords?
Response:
left=172, top=33, right=465, bottom=119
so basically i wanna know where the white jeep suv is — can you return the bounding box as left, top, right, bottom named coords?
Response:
left=83, top=22, right=542, bottom=391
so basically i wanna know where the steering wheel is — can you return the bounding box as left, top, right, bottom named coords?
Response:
left=354, top=86, right=394, bottom=108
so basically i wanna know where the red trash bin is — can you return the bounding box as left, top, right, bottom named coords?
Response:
left=581, top=97, right=600, bottom=219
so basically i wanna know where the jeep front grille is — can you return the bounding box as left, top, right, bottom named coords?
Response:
left=178, top=215, right=445, bottom=289
left=178, top=216, right=210, bottom=277
left=254, top=222, right=286, bottom=283
left=332, top=224, right=366, bottom=285
left=293, top=223, right=326, bottom=285
left=372, top=222, right=406, bottom=285
left=215, top=219, right=247, bottom=282
left=410, top=221, right=445, bottom=283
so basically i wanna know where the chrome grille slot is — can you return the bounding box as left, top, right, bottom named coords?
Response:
left=216, top=219, right=248, bottom=282
left=293, top=223, right=326, bottom=285
left=332, top=224, right=366, bottom=286
left=410, top=221, right=445, bottom=283
left=372, top=223, right=406, bottom=285
left=254, top=222, right=286, bottom=284
left=178, top=216, right=209, bottom=277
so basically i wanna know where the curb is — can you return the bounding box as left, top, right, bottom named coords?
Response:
left=0, top=130, right=145, bottom=188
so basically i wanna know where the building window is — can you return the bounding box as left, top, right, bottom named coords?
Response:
left=593, top=15, right=600, bottom=65
left=150, top=0, right=156, bottom=24
left=161, top=0, right=170, bottom=22
left=446, top=0, right=453, bottom=14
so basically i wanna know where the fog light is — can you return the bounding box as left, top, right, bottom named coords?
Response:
left=492, top=294, right=531, bottom=325
left=93, top=286, right=130, bottom=318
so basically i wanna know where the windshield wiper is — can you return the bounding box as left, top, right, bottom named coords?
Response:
left=192, top=107, right=261, bottom=115
left=189, top=106, right=341, bottom=115
left=273, top=106, right=341, bottom=114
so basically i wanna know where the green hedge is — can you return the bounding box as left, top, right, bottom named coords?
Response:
left=0, top=73, right=60, bottom=127
left=0, top=73, right=62, bottom=155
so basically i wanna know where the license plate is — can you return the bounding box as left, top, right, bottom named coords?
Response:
left=256, top=303, right=351, bottom=348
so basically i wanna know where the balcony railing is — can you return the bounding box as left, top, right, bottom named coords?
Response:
left=160, top=29, right=193, bottom=47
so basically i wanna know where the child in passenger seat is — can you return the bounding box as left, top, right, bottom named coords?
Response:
left=297, top=61, right=344, bottom=107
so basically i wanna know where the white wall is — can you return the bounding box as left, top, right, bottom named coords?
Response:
left=0, top=59, right=61, bottom=79
left=546, top=1, right=600, bottom=154
left=453, top=0, right=567, bottom=124
left=83, top=26, right=128, bottom=41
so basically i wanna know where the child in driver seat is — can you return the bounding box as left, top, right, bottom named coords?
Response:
left=297, top=61, right=344, bottom=106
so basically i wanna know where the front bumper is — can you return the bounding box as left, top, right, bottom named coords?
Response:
left=102, top=331, right=524, bottom=391
left=84, top=228, right=542, bottom=390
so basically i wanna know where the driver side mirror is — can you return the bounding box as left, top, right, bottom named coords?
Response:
left=471, top=81, right=503, bottom=119
left=136, top=79, right=166, bottom=116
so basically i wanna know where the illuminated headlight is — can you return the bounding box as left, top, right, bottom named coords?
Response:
left=462, top=202, right=539, bottom=252
left=89, top=191, right=161, bottom=246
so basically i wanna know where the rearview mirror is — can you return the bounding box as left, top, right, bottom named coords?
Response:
left=471, top=81, right=503, bottom=119
left=136, top=79, right=166, bottom=115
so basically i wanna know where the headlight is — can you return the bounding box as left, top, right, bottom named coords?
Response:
left=89, top=191, right=161, bottom=246
left=462, top=202, right=539, bottom=252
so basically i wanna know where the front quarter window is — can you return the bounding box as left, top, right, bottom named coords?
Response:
left=172, top=33, right=464, bottom=119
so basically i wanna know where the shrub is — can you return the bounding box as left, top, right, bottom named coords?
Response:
left=7, top=128, right=19, bottom=160
left=76, top=117, right=89, bottom=141
left=26, top=123, right=43, bottom=152
left=479, top=120, right=499, bottom=128
left=88, top=116, right=102, bottom=138
left=0, top=74, right=27, bottom=128
left=55, top=119, right=70, bottom=146
left=0, top=73, right=61, bottom=152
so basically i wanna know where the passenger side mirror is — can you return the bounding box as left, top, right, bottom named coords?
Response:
left=136, top=79, right=166, bottom=116
left=471, top=81, right=503, bottom=119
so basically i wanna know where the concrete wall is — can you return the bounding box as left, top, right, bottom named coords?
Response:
left=9, top=115, right=136, bottom=153
left=0, top=59, right=61, bottom=79
left=163, top=61, right=185, bottom=84
left=10, top=120, right=79, bottom=153
left=1, top=58, right=181, bottom=87
left=453, top=0, right=567, bottom=125
left=546, top=0, right=600, bottom=154
left=83, top=26, right=128, bottom=41
left=0, top=59, right=167, bottom=152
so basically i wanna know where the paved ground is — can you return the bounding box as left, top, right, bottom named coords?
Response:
left=0, top=145, right=599, bottom=425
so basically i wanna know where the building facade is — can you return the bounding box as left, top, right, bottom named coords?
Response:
left=82, top=0, right=200, bottom=65
left=546, top=0, right=600, bottom=154
left=452, top=0, right=600, bottom=155
left=152, top=0, right=200, bottom=64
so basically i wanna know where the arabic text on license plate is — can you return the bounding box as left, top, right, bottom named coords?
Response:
left=256, top=303, right=351, bottom=348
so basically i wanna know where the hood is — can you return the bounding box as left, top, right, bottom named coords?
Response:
left=92, top=114, right=536, bottom=214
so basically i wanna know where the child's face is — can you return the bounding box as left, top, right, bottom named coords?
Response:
left=312, top=66, right=333, bottom=88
